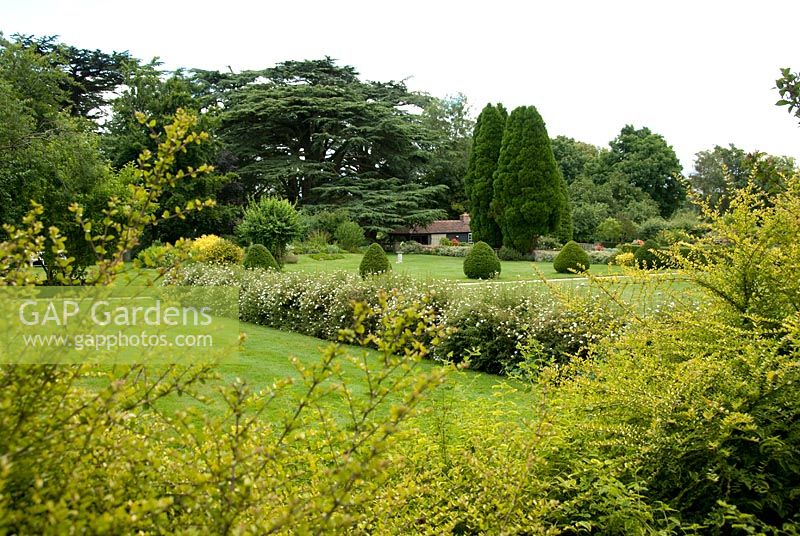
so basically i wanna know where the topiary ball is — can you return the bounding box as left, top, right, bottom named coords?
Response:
left=553, top=241, right=590, bottom=273
left=463, top=241, right=501, bottom=279
left=359, top=243, right=391, bottom=277
left=243, top=244, right=279, bottom=271
left=634, top=239, right=663, bottom=269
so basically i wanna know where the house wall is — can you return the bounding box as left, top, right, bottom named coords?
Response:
left=429, top=233, right=449, bottom=245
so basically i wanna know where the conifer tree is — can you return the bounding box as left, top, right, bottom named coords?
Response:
left=491, top=106, right=566, bottom=251
left=464, top=103, right=506, bottom=247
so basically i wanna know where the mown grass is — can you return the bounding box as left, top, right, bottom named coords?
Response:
left=137, top=322, right=532, bottom=431
left=285, top=253, right=622, bottom=281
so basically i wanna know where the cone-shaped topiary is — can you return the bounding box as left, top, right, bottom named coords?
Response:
left=359, top=243, right=391, bottom=277
left=463, top=241, right=501, bottom=279
left=243, top=243, right=279, bottom=271
left=634, top=239, right=664, bottom=269
left=553, top=240, right=590, bottom=273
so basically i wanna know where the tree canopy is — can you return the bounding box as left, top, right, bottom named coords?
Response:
left=217, top=58, right=446, bottom=234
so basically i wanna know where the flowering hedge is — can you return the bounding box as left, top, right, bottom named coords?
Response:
left=168, top=264, right=622, bottom=374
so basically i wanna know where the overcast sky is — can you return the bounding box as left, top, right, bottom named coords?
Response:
left=3, top=0, right=799, bottom=171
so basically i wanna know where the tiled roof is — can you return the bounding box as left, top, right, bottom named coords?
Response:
left=391, top=214, right=471, bottom=235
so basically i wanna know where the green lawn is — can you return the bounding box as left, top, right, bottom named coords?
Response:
left=285, top=253, right=622, bottom=282
left=145, top=322, right=530, bottom=429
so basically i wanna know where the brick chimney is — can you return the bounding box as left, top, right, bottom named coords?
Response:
left=460, top=213, right=471, bottom=224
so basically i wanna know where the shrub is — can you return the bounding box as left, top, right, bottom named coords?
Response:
left=397, top=241, right=425, bottom=254
left=334, top=221, right=365, bottom=252
left=497, top=246, right=523, bottom=261
left=359, top=243, right=391, bottom=277
left=553, top=241, right=590, bottom=273
left=243, top=244, right=278, bottom=271
left=305, top=229, right=331, bottom=251
left=594, top=217, right=623, bottom=246
left=614, top=252, right=636, bottom=266
left=136, top=241, right=179, bottom=268
left=634, top=239, right=664, bottom=268
left=537, top=235, right=563, bottom=250
left=655, top=228, right=693, bottom=246
left=236, top=196, right=301, bottom=262
left=450, top=237, right=460, bottom=246
left=637, top=217, right=668, bottom=240
left=433, top=245, right=472, bottom=257
left=439, top=236, right=452, bottom=246
left=191, top=234, right=243, bottom=264
left=463, top=241, right=501, bottom=279
left=587, top=248, right=618, bottom=265
left=191, top=234, right=221, bottom=257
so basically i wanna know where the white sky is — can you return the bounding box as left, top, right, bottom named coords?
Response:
left=3, top=0, right=799, bottom=172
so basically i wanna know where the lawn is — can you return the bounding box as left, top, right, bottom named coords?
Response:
left=142, top=322, right=531, bottom=430
left=285, top=253, right=622, bottom=282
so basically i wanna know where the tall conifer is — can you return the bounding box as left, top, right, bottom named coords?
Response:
left=491, top=106, right=566, bottom=251
left=464, top=103, right=506, bottom=247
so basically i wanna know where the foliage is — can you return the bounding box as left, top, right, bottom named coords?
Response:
left=236, top=196, right=301, bottom=263
left=551, top=135, right=602, bottom=184
left=135, top=241, right=179, bottom=269
left=170, top=262, right=618, bottom=375
left=397, top=240, right=425, bottom=254
left=599, top=125, right=685, bottom=217
left=553, top=240, right=590, bottom=273
left=0, top=36, right=114, bottom=282
left=464, top=103, right=506, bottom=247
left=243, top=243, right=278, bottom=270
left=462, top=241, right=501, bottom=279
left=0, top=111, right=460, bottom=533
left=439, top=236, right=453, bottom=246
left=614, top=251, right=636, bottom=266
left=334, top=220, right=365, bottom=252
left=303, top=208, right=350, bottom=238
left=189, top=234, right=243, bottom=265
left=542, top=177, right=800, bottom=531
left=491, top=106, right=567, bottom=251
left=420, top=93, right=474, bottom=217
left=217, top=58, right=446, bottom=233
left=432, top=245, right=472, bottom=257
left=690, top=143, right=796, bottom=210
left=497, top=245, right=523, bottom=261
left=776, top=66, right=800, bottom=123
left=12, top=33, right=132, bottom=121
left=634, top=239, right=664, bottom=268
left=359, top=243, right=391, bottom=277
left=101, top=61, right=239, bottom=242
left=595, top=217, right=623, bottom=246
left=537, top=235, right=563, bottom=250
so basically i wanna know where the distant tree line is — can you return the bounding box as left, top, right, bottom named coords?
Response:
left=1, top=32, right=796, bottom=257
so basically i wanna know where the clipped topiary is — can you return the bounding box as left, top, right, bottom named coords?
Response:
left=243, top=244, right=278, bottom=271
left=553, top=240, right=590, bottom=273
left=634, top=239, right=664, bottom=269
left=359, top=243, right=391, bottom=277
left=463, top=241, right=501, bottom=279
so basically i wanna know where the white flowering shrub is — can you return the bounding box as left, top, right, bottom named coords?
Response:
left=170, top=263, right=624, bottom=374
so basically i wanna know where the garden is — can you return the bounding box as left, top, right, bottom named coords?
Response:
left=1, top=30, right=799, bottom=535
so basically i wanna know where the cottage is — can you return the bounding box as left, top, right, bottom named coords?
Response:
left=390, top=213, right=472, bottom=246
